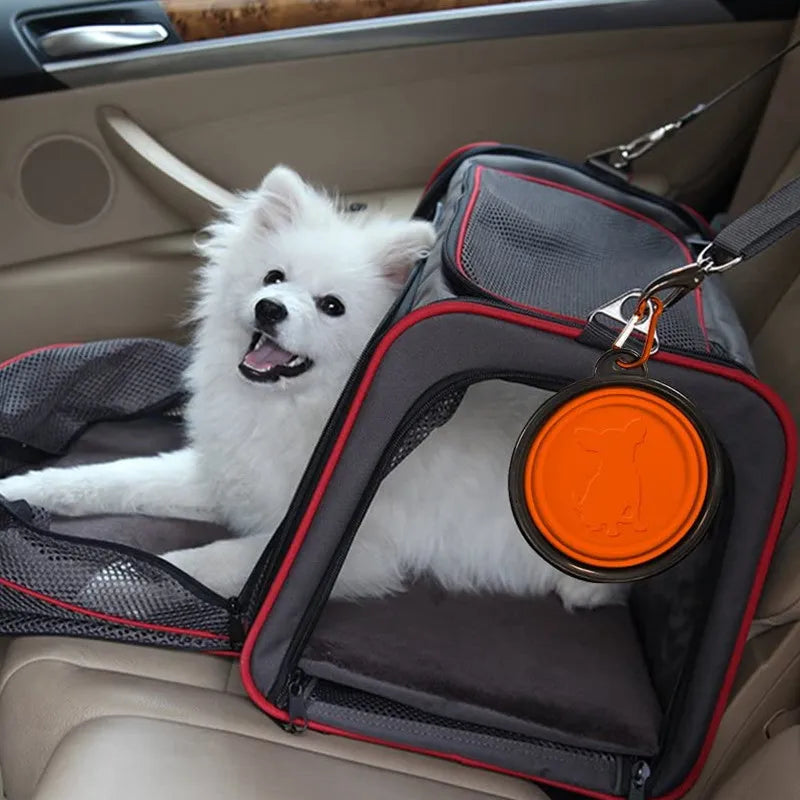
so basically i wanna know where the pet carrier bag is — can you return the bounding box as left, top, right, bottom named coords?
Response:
left=0, top=41, right=798, bottom=800
left=234, top=154, right=799, bottom=800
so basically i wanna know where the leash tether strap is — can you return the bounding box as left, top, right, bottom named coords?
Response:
left=587, top=35, right=800, bottom=173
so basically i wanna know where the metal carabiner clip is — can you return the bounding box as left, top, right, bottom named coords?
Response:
left=587, top=122, right=683, bottom=172
left=638, top=262, right=706, bottom=312
left=637, top=242, right=743, bottom=312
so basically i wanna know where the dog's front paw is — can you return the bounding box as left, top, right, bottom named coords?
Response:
left=0, top=471, right=55, bottom=509
left=0, top=467, right=107, bottom=516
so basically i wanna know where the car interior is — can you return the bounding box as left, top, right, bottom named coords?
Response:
left=1, top=0, right=800, bottom=797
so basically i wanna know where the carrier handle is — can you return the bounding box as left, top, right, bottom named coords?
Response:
left=710, top=173, right=800, bottom=264
left=587, top=35, right=800, bottom=173
left=637, top=173, right=800, bottom=312
left=603, top=172, right=800, bottom=363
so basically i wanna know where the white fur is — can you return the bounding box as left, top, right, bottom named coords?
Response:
left=0, top=166, right=623, bottom=610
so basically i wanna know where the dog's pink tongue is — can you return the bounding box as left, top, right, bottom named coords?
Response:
left=243, top=339, right=295, bottom=370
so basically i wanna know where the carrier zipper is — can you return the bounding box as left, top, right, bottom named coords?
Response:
left=282, top=669, right=315, bottom=734
left=270, top=369, right=572, bottom=703
left=627, top=760, right=651, bottom=800
left=227, top=596, right=246, bottom=650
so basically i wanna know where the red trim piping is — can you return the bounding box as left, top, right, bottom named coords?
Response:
left=240, top=301, right=797, bottom=800
left=694, top=289, right=711, bottom=354
left=422, top=141, right=500, bottom=193
left=240, top=301, right=795, bottom=798
left=0, top=576, right=228, bottom=640
left=0, top=342, right=81, bottom=371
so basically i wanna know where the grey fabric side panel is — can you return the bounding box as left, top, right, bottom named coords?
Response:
left=304, top=695, right=622, bottom=796
left=249, top=310, right=785, bottom=709
left=700, top=277, right=758, bottom=373
left=248, top=309, right=789, bottom=792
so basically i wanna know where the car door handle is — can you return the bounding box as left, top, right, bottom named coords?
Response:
left=39, top=23, right=168, bottom=59
left=97, top=106, right=235, bottom=228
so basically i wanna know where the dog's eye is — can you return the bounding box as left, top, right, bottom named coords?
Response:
left=316, top=295, right=345, bottom=317
left=263, top=269, right=285, bottom=285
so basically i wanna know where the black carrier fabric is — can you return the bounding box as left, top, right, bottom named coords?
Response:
left=240, top=148, right=795, bottom=800
left=0, top=340, right=237, bottom=651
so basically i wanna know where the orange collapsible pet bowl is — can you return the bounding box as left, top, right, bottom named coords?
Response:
left=509, top=354, right=723, bottom=582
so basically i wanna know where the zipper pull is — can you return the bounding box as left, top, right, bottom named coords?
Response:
left=227, top=596, right=246, bottom=650
left=628, top=761, right=651, bottom=800
left=284, top=670, right=310, bottom=734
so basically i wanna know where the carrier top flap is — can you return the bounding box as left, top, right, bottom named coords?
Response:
left=0, top=339, right=188, bottom=471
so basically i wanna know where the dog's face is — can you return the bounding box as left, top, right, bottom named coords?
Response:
left=194, top=166, right=435, bottom=394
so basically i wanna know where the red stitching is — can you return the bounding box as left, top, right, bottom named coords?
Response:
left=422, top=141, right=500, bottom=194
left=0, top=343, right=81, bottom=371
left=0, top=576, right=227, bottom=640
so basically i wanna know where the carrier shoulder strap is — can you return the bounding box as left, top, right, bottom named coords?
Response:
left=711, top=174, right=800, bottom=264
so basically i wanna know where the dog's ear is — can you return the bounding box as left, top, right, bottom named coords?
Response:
left=376, top=220, right=436, bottom=284
left=254, top=165, right=311, bottom=229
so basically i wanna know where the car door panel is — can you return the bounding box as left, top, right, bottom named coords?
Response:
left=0, top=3, right=793, bottom=357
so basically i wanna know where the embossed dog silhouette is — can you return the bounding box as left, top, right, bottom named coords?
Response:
left=573, top=418, right=648, bottom=537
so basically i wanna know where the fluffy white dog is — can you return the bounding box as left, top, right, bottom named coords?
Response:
left=0, top=166, right=621, bottom=610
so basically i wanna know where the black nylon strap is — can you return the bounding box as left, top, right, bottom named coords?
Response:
left=711, top=174, right=800, bottom=264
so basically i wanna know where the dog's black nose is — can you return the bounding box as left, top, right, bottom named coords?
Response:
left=255, top=299, right=288, bottom=326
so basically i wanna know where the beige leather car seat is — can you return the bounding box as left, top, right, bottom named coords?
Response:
left=29, top=715, right=552, bottom=800
left=708, top=726, right=800, bottom=800
left=0, top=638, right=549, bottom=800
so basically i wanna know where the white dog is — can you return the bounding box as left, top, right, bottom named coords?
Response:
left=0, top=166, right=621, bottom=610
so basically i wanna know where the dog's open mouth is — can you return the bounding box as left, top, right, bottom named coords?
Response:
left=238, top=331, right=313, bottom=382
